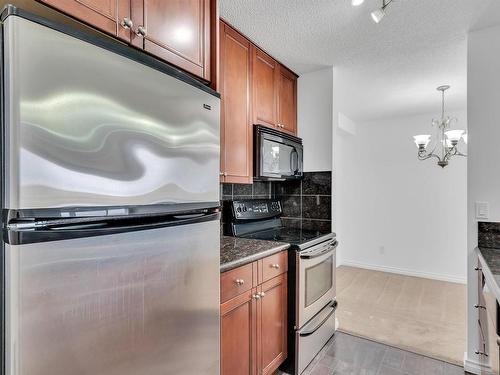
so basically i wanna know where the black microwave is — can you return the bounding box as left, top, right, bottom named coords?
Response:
left=254, top=125, right=303, bottom=181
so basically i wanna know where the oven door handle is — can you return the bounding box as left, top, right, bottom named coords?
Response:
left=299, top=300, right=338, bottom=337
left=300, top=240, right=338, bottom=259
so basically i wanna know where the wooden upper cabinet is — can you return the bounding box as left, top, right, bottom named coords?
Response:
left=259, top=273, right=287, bottom=375
left=252, top=47, right=277, bottom=129
left=219, top=21, right=252, bottom=183
left=221, top=290, right=257, bottom=375
left=277, top=65, right=297, bottom=135
left=132, top=0, right=211, bottom=81
left=39, top=0, right=132, bottom=41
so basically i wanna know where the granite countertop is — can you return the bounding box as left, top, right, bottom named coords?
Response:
left=477, top=247, right=500, bottom=302
left=220, top=236, right=290, bottom=273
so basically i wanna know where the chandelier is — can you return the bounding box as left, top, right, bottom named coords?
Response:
left=413, top=85, right=467, bottom=168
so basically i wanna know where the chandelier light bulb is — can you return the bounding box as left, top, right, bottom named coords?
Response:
left=445, top=129, right=465, bottom=145
left=413, top=135, right=431, bottom=149
left=352, top=0, right=365, bottom=6
left=371, top=8, right=385, bottom=23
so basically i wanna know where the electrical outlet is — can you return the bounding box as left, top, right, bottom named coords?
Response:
left=476, top=202, right=489, bottom=220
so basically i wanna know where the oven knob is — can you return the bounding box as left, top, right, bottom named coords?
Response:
left=243, top=206, right=247, bottom=212
left=237, top=207, right=242, bottom=213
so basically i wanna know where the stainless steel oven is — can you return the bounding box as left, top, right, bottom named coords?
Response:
left=297, top=239, right=337, bottom=327
left=295, top=239, right=338, bottom=374
left=254, top=125, right=303, bottom=181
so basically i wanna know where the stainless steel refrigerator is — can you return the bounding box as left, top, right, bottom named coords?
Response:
left=1, top=6, right=220, bottom=375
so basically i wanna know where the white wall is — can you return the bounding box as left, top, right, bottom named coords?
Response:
left=465, top=24, right=500, bottom=373
left=298, top=67, right=333, bottom=172
left=335, top=111, right=467, bottom=283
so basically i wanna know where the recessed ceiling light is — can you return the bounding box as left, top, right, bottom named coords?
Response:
left=352, top=0, right=365, bottom=6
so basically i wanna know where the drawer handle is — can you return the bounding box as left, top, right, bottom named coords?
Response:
left=475, top=350, right=488, bottom=357
left=270, top=264, right=280, bottom=269
left=234, top=279, right=245, bottom=286
left=475, top=266, right=482, bottom=271
left=474, top=304, right=486, bottom=309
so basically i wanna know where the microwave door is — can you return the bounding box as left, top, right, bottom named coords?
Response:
left=262, top=139, right=295, bottom=178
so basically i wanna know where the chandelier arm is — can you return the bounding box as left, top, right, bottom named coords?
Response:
left=417, top=150, right=441, bottom=162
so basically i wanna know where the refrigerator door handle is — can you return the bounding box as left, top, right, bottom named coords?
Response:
left=5, top=210, right=220, bottom=245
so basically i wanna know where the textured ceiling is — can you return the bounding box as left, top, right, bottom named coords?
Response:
left=219, top=0, right=497, bottom=121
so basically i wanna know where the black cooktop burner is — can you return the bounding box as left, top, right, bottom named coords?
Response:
left=237, top=226, right=332, bottom=248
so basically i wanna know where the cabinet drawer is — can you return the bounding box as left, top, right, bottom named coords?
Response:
left=221, top=263, right=255, bottom=303
left=260, top=251, right=288, bottom=284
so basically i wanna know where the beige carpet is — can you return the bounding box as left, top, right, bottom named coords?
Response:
left=336, top=265, right=466, bottom=365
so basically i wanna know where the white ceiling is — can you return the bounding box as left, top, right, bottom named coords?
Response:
left=219, top=0, right=498, bottom=122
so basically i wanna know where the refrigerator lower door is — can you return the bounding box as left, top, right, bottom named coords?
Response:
left=4, top=219, right=220, bottom=375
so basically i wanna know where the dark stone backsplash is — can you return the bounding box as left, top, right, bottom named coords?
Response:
left=221, top=171, right=332, bottom=232
left=478, top=222, right=500, bottom=248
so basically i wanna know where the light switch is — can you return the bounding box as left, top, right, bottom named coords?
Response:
left=476, top=201, right=489, bottom=220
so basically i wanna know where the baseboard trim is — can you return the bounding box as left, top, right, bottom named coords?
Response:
left=339, top=260, right=466, bottom=284
left=464, top=352, right=489, bottom=375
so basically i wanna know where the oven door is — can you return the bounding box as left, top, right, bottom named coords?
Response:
left=297, top=240, right=337, bottom=328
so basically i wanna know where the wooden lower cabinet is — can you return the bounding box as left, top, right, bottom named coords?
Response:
left=221, top=289, right=257, bottom=375
left=259, top=273, right=287, bottom=375
left=477, top=257, right=500, bottom=375
left=221, top=252, right=288, bottom=375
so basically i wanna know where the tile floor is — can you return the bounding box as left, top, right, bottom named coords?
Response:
left=278, top=332, right=470, bottom=375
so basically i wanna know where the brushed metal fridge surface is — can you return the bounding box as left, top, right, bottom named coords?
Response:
left=5, top=219, right=220, bottom=375
left=3, top=15, right=220, bottom=209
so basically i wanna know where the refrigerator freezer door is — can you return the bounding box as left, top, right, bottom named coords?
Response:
left=4, top=219, right=220, bottom=375
left=3, top=16, right=220, bottom=209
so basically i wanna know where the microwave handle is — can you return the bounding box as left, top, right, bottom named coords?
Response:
left=290, top=147, right=299, bottom=175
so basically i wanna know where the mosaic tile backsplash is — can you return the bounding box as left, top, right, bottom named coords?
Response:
left=221, top=171, right=332, bottom=232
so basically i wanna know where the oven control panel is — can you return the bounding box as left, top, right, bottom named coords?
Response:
left=232, top=199, right=282, bottom=220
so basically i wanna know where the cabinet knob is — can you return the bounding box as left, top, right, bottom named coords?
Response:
left=121, top=17, right=133, bottom=29
left=135, top=26, right=147, bottom=37
left=234, top=279, right=244, bottom=286
left=259, top=292, right=266, bottom=298
left=220, top=172, right=225, bottom=176
left=475, top=266, right=482, bottom=271
left=252, top=293, right=261, bottom=300
left=270, top=264, right=280, bottom=269
left=474, top=304, right=486, bottom=309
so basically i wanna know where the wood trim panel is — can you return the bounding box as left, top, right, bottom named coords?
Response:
left=252, top=46, right=277, bottom=129
left=219, top=21, right=253, bottom=184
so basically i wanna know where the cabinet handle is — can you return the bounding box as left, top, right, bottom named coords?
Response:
left=270, top=264, right=280, bottom=269
left=135, top=26, right=147, bottom=37
left=475, top=350, right=488, bottom=357
left=475, top=266, right=482, bottom=271
left=252, top=293, right=261, bottom=300
left=259, top=292, right=266, bottom=298
left=120, top=17, right=133, bottom=29
left=474, top=304, right=486, bottom=309
left=234, top=279, right=244, bottom=286
left=219, top=172, right=225, bottom=176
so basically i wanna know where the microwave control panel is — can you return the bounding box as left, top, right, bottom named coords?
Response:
left=232, top=199, right=282, bottom=220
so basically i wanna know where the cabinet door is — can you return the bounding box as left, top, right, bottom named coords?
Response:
left=135, top=0, right=211, bottom=81
left=277, top=65, right=297, bottom=135
left=39, top=0, right=131, bottom=42
left=258, top=273, right=287, bottom=375
left=252, top=47, right=277, bottom=129
left=221, top=289, right=258, bottom=375
left=219, top=22, right=253, bottom=184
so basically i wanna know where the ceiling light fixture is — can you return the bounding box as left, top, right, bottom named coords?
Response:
left=371, top=0, right=394, bottom=23
left=412, top=85, right=467, bottom=168
left=352, top=0, right=365, bottom=6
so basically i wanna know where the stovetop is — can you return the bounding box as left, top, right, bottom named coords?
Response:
left=236, top=226, right=334, bottom=250
left=224, top=198, right=335, bottom=250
